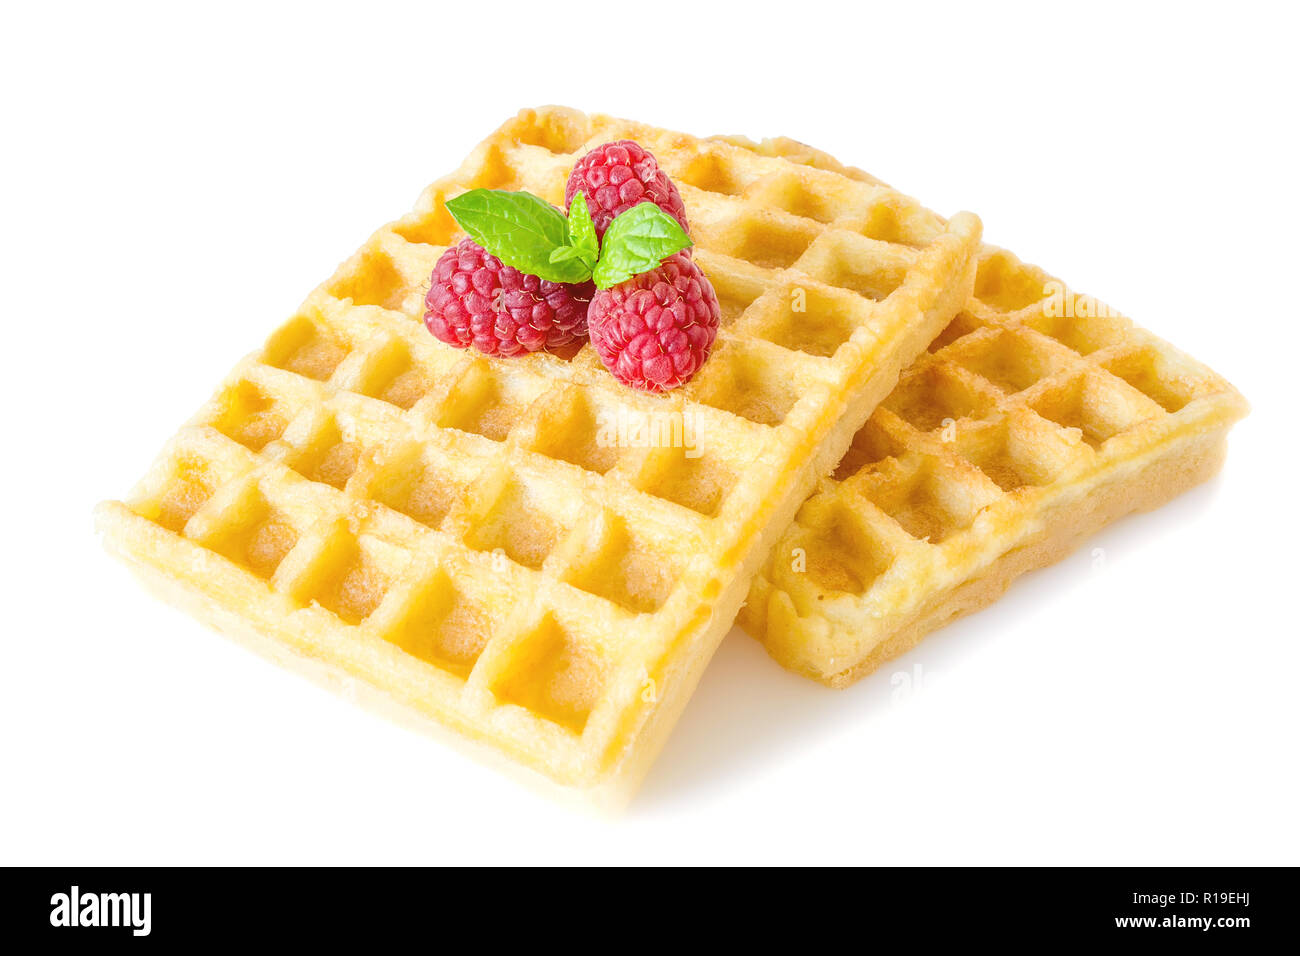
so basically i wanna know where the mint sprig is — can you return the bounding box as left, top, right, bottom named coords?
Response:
left=445, top=188, right=691, bottom=289
left=444, top=189, right=588, bottom=284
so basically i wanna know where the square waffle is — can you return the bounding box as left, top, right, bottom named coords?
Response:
left=96, top=107, right=981, bottom=800
left=724, top=123, right=1247, bottom=687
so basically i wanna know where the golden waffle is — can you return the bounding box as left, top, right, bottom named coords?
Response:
left=95, top=107, right=981, bottom=800
left=723, top=134, right=1246, bottom=685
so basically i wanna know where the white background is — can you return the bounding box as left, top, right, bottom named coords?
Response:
left=4, top=2, right=1296, bottom=865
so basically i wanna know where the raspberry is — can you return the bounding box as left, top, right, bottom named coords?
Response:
left=587, top=253, right=720, bottom=393
left=423, top=239, right=593, bottom=357
left=565, top=141, right=690, bottom=240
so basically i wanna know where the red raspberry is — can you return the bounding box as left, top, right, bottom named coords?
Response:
left=565, top=141, right=690, bottom=240
left=423, top=239, right=593, bottom=357
left=587, top=253, right=720, bottom=393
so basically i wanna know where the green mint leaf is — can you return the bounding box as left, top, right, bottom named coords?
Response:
left=549, top=245, right=585, bottom=264
left=566, top=191, right=600, bottom=268
left=592, top=203, right=693, bottom=289
left=445, top=188, right=590, bottom=284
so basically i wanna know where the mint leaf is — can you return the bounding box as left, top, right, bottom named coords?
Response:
left=549, top=245, right=585, bottom=264
left=445, top=188, right=591, bottom=284
left=565, top=191, right=599, bottom=269
left=592, top=203, right=693, bottom=289
left=544, top=195, right=599, bottom=270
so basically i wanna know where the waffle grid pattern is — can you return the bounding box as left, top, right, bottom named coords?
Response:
left=98, top=107, right=981, bottom=794
left=741, top=243, right=1248, bottom=686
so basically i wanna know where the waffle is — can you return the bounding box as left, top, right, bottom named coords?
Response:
left=95, top=107, right=981, bottom=800
left=722, top=135, right=1246, bottom=686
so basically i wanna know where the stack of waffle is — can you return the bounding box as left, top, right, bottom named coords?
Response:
left=97, top=107, right=1245, bottom=802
